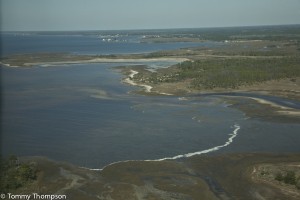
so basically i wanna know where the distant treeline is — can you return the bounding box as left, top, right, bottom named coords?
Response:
left=147, top=57, right=300, bottom=89
left=7, top=25, right=300, bottom=42
left=199, top=25, right=300, bottom=41
left=140, top=25, right=300, bottom=41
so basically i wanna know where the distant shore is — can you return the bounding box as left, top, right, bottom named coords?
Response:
left=0, top=53, right=189, bottom=67
left=2, top=38, right=299, bottom=116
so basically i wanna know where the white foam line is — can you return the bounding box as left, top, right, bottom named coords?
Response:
left=152, top=124, right=240, bottom=161
left=84, top=123, right=241, bottom=171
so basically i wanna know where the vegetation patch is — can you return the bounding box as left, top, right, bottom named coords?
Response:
left=135, top=57, right=300, bottom=90
left=275, top=171, right=300, bottom=188
left=0, top=155, right=38, bottom=193
left=254, top=163, right=300, bottom=192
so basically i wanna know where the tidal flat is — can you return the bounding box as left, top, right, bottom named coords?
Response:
left=3, top=154, right=300, bottom=200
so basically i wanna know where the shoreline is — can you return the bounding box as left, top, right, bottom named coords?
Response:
left=123, top=69, right=175, bottom=95
left=122, top=67, right=300, bottom=117
left=123, top=69, right=153, bottom=92
left=90, top=123, right=241, bottom=171
left=1, top=57, right=189, bottom=68
left=12, top=153, right=300, bottom=200
left=3, top=56, right=299, bottom=118
left=249, top=97, right=300, bottom=116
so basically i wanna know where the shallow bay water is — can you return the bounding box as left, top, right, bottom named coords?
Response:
left=2, top=63, right=300, bottom=168
left=1, top=32, right=300, bottom=168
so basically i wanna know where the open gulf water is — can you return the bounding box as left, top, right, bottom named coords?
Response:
left=1, top=32, right=300, bottom=168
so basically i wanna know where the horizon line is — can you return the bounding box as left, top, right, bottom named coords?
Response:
left=1, top=23, right=300, bottom=33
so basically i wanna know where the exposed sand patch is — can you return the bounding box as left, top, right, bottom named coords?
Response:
left=276, top=110, right=300, bottom=116
left=21, top=57, right=189, bottom=67
left=247, top=97, right=300, bottom=116
left=123, top=70, right=153, bottom=93
left=249, top=97, right=289, bottom=110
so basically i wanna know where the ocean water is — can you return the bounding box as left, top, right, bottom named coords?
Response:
left=1, top=31, right=300, bottom=168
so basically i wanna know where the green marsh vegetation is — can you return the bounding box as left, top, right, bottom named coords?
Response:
left=0, top=155, right=38, bottom=193
left=142, top=56, right=300, bottom=90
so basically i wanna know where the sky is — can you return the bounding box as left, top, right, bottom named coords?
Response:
left=1, top=0, right=300, bottom=31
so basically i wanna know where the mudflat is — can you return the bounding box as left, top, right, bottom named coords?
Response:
left=8, top=153, right=300, bottom=200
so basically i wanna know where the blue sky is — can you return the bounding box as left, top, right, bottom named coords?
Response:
left=1, top=0, right=300, bottom=31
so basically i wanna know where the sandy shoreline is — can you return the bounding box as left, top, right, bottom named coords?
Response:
left=1, top=57, right=189, bottom=67
left=249, top=97, right=291, bottom=110
left=124, top=71, right=300, bottom=117
left=123, top=70, right=153, bottom=92
left=248, top=97, right=300, bottom=116
left=123, top=70, right=175, bottom=95
left=122, top=68, right=300, bottom=117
